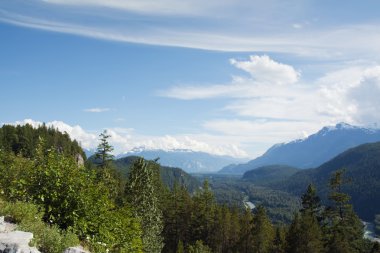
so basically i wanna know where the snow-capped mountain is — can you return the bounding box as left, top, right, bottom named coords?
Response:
left=219, top=122, right=380, bottom=174
left=117, top=149, right=247, bottom=173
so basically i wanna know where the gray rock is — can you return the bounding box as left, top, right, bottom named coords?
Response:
left=63, top=246, right=89, bottom=253
left=75, top=154, right=84, bottom=166
left=0, top=217, right=5, bottom=233
left=0, top=230, right=40, bottom=253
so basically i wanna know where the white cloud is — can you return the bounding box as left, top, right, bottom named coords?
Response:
left=163, top=56, right=380, bottom=157
left=230, top=55, right=300, bottom=85
left=41, top=0, right=233, bottom=16
left=83, top=108, right=110, bottom=113
left=1, top=4, right=380, bottom=57
left=292, top=23, right=303, bottom=29
left=9, top=119, right=98, bottom=150
left=162, top=55, right=300, bottom=100
left=4, top=119, right=247, bottom=157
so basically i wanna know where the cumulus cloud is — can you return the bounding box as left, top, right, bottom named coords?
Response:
left=317, top=66, right=380, bottom=125
left=162, top=56, right=380, bottom=156
left=9, top=119, right=98, bottom=150
left=4, top=119, right=247, bottom=157
left=83, top=108, right=110, bottom=113
left=161, top=55, right=300, bottom=100
left=230, top=55, right=300, bottom=85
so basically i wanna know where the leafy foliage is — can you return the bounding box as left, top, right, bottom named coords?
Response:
left=0, top=200, right=79, bottom=253
left=125, top=158, right=164, bottom=253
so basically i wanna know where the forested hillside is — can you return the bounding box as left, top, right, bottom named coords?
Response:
left=242, top=165, right=300, bottom=186
left=0, top=124, right=85, bottom=158
left=113, top=155, right=201, bottom=192
left=0, top=125, right=379, bottom=253
left=271, top=142, right=380, bottom=221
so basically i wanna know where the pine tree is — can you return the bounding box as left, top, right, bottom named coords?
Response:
left=293, top=184, right=324, bottom=253
left=162, top=183, right=193, bottom=253
left=176, top=240, right=184, bottom=253
left=271, top=226, right=286, bottom=253
left=190, top=180, right=215, bottom=246
left=252, top=205, right=274, bottom=253
left=371, top=243, right=380, bottom=253
left=95, top=130, right=114, bottom=168
left=238, top=209, right=254, bottom=253
left=301, top=184, right=322, bottom=219
left=125, top=158, right=164, bottom=253
left=286, top=213, right=302, bottom=253
left=324, top=169, right=365, bottom=253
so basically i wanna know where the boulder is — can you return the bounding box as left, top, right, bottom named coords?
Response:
left=0, top=217, right=5, bottom=233
left=63, top=246, right=89, bottom=253
left=0, top=230, right=40, bottom=253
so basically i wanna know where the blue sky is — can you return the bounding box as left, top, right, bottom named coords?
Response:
left=1, top=0, right=380, bottom=158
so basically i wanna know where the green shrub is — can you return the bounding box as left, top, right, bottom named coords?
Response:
left=0, top=200, right=80, bottom=253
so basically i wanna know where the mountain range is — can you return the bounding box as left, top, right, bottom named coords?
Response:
left=117, top=149, right=247, bottom=173
left=220, top=123, right=380, bottom=174
left=268, top=141, right=380, bottom=221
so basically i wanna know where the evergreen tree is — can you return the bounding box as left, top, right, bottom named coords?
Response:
left=162, top=183, right=193, bottom=253
left=271, top=226, right=286, bottom=253
left=238, top=209, right=254, bottom=253
left=252, top=205, right=274, bottom=253
left=371, top=243, right=380, bottom=253
left=95, top=130, right=114, bottom=168
left=125, top=158, right=164, bottom=253
left=301, top=184, right=322, bottom=219
left=176, top=240, right=184, bottom=253
left=286, top=213, right=302, bottom=253
left=290, top=184, right=324, bottom=253
left=187, top=240, right=212, bottom=253
left=324, top=169, right=365, bottom=253
left=190, top=180, right=215, bottom=246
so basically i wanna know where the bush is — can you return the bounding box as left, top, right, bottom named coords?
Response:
left=0, top=200, right=80, bottom=253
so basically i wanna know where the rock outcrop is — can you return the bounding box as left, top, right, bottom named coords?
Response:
left=63, top=246, right=89, bottom=253
left=0, top=231, right=40, bottom=253
left=0, top=216, right=90, bottom=253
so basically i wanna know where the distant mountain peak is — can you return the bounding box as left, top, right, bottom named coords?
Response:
left=219, top=122, right=380, bottom=174
left=117, top=148, right=247, bottom=173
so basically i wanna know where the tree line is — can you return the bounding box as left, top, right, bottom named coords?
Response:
left=0, top=125, right=379, bottom=253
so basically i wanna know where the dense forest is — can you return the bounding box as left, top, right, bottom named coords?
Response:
left=267, top=142, right=380, bottom=221
left=0, top=124, right=379, bottom=253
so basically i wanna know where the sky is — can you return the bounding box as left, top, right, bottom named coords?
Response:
left=1, top=0, right=380, bottom=158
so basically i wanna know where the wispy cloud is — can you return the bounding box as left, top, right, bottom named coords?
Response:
left=1, top=2, right=380, bottom=57
left=83, top=108, right=110, bottom=113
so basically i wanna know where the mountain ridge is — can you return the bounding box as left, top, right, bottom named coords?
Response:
left=269, top=141, right=380, bottom=220
left=219, top=122, right=380, bottom=174
left=117, top=149, right=247, bottom=173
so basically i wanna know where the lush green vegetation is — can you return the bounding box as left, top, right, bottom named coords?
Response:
left=0, top=200, right=79, bottom=253
left=0, top=124, right=85, bottom=159
left=0, top=124, right=379, bottom=253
